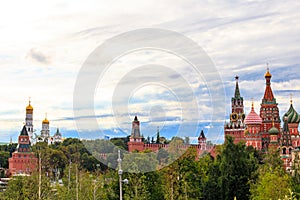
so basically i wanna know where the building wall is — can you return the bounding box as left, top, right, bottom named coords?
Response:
left=8, top=152, right=37, bottom=175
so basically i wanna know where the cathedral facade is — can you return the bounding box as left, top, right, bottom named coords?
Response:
left=225, top=68, right=300, bottom=170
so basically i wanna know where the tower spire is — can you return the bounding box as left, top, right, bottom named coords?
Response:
left=263, top=65, right=274, bottom=102
left=234, top=75, right=241, bottom=98
left=290, top=93, right=293, bottom=105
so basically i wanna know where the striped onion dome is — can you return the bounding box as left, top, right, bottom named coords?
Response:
left=244, top=102, right=262, bottom=125
left=284, top=103, right=300, bottom=124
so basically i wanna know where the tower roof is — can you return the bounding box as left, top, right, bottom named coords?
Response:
left=265, top=68, right=272, bottom=77
left=283, top=100, right=300, bottom=124
left=269, top=126, right=279, bottom=135
left=234, top=75, right=241, bottom=99
left=42, top=113, right=49, bottom=124
left=20, top=125, right=29, bottom=136
left=42, top=118, right=49, bottom=124
left=198, top=130, right=206, bottom=139
left=26, top=100, right=33, bottom=111
left=263, top=68, right=275, bottom=102
left=54, top=128, right=62, bottom=136
left=244, top=102, right=262, bottom=125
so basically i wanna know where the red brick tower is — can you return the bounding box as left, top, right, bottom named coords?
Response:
left=224, top=75, right=245, bottom=143
left=244, top=101, right=263, bottom=150
left=260, top=67, right=281, bottom=150
left=128, top=116, right=145, bottom=152
left=9, top=126, right=38, bottom=175
left=198, top=130, right=206, bottom=150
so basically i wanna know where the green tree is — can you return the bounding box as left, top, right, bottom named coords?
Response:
left=203, top=136, right=259, bottom=200
left=0, top=151, right=10, bottom=169
left=250, top=148, right=293, bottom=200
left=2, top=173, right=52, bottom=200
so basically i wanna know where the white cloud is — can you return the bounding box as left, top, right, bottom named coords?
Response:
left=1, top=0, right=300, bottom=141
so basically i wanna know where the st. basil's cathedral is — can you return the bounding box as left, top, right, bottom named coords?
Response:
left=225, top=67, right=300, bottom=170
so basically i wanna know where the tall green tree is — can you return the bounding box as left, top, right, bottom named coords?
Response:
left=250, top=148, right=293, bottom=200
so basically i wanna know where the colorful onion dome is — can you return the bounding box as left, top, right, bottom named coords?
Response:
left=283, top=102, right=300, bottom=124
left=244, top=102, right=262, bottom=125
left=269, top=126, right=279, bottom=135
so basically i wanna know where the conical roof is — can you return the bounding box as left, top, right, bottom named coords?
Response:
left=198, top=130, right=206, bottom=139
left=20, top=125, right=28, bottom=136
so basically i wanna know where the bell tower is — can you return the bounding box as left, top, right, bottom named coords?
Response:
left=25, top=98, right=34, bottom=144
left=41, top=113, right=50, bottom=143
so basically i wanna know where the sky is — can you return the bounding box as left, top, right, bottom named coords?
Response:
left=0, top=0, right=300, bottom=144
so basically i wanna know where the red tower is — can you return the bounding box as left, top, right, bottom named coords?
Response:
left=8, top=126, right=38, bottom=175
left=198, top=130, right=206, bottom=150
left=244, top=101, right=263, bottom=150
left=224, top=75, right=245, bottom=143
left=128, top=116, right=144, bottom=152
left=260, top=67, right=280, bottom=150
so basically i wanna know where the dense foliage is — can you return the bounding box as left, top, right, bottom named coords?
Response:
left=0, top=136, right=299, bottom=199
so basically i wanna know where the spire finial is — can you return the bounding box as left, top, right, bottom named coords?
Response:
left=251, top=98, right=254, bottom=109
left=266, top=63, right=269, bottom=71
left=29, top=97, right=31, bottom=105
left=45, top=112, right=47, bottom=119
left=290, top=93, right=293, bottom=105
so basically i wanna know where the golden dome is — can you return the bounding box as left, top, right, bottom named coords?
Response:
left=26, top=103, right=33, bottom=111
left=43, top=118, right=49, bottom=124
left=265, top=67, right=272, bottom=77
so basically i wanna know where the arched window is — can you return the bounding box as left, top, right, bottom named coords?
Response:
left=283, top=148, right=286, bottom=155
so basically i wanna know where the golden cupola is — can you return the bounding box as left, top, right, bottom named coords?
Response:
left=264, top=65, right=272, bottom=78
left=26, top=99, right=33, bottom=113
left=42, top=113, right=49, bottom=124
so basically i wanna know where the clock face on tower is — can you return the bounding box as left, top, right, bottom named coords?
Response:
left=230, top=113, right=238, bottom=122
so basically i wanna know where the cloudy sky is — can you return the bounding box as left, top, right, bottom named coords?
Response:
left=0, top=0, right=300, bottom=144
